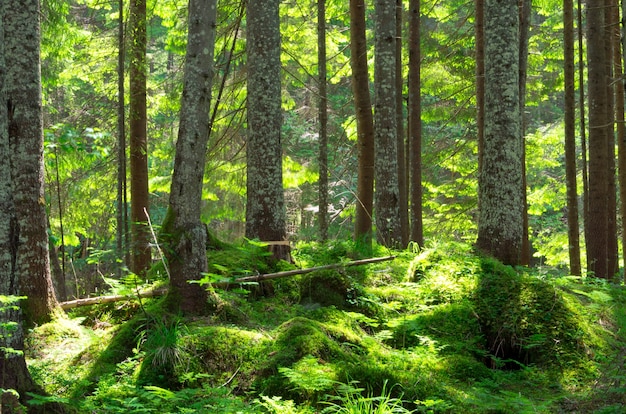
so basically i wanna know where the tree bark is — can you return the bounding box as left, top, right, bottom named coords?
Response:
left=586, top=0, right=610, bottom=278
left=350, top=0, right=375, bottom=251
left=163, top=0, right=219, bottom=315
left=476, top=0, right=523, bottom=265
left=129, top=0, right=151, bottom=276
left=396, top=0, right=409, bottom=247
left=519, top=0, right=531, bottom=266
left=318, top=0, right=329, bottom=242
left=245, top=0, right=290, bottom=260
left=0, top=2, right=60, bottom=411
left=374, top=0, right=401, bottom=248
left=409, top=0, right=423, bottom=247
left=605, top=0, right=618, bottom=277
left=117, top=0, right=128, bottom=277
left=564, top=0, right=582, bottom=275
left=5, top=0, right=59, bottom=325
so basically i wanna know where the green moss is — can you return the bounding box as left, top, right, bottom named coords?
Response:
left=473, top=258, right=581, bottom=369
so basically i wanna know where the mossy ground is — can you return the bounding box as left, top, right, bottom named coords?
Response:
left=24, top=240, right=626, bottom=413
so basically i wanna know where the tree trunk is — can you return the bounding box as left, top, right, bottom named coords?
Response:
left=476, top=0, right=523, bottom=265
left=116, top=0, right=128, bottom=277
left=578, top=0, right=589, bottom=251
left=564, top=0, right=582, bottom=275
left=374, top=0, right=401, bottom=248
left=519, top=0, right=531, bottom=266
left=246, top=0, right=290, bottom=260
left=0, top=3, right=60, bottom=411
left=409, top=0, right=423, bottom=247
left=318, top=0, right=329, bottom=242
left=476, top=0, right=485, bottom=180
left=619, top=0, right=626, bottom=277
left=350, top=0, right=375, bottom=251
left=586, top=0, right=610, bottom=278
left=396, top=0, right=409, bottom=247
left=5, top=0, right=59, bottom=326
left=129, top=0, right=151, bottom=276
left=605, top=0, right=618, bottom=277
left=163, top=0, right=219, bottom=315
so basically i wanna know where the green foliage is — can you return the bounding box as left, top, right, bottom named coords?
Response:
left=321, top=381, right=415, bottom=414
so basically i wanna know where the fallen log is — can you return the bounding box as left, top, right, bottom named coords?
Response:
left=60, top=255, right=396, bottom=310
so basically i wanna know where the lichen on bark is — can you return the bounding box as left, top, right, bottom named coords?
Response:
left=476, top=0, right=523, bottom=265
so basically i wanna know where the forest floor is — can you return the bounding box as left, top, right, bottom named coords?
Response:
left=24, top=240, right=626, bottom=413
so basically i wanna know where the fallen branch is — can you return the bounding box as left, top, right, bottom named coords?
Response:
left=60, top=288, right=168, bottom=310
left=59, top=255, right=396, bottom=310
left=213, top=255, right=396, bottom=286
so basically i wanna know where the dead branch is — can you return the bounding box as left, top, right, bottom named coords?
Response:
left=59, top=255, right=396, bottom=310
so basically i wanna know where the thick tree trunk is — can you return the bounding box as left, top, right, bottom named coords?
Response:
left=564, top=0, right=582, bottom=275
left=129, top=0, right=151, bottom=276
left=586, top=0, right=610, bottom=278
left=0, top=4, right=60, bottom=411
left=5, top=0, right=59, bottom=325
left=246, top=0, right=289, bottom=261
left=350, top=0, right=375, bottom=251
left=476, top=0, right=523, bottom=265
left=409, top=0, right=423, bottom=247
left=374, top=0, right=401, bottom=248
left=163, top=0, right=219, bottom=315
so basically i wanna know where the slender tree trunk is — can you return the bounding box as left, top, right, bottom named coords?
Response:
left=586, top=0, right=610, bottom=278
left=117, top=0, right=127, bottom=277
left=409, top=0, right=423, bottom=247
left=476, top=0, right=523, bottom=265
left=579, top=0, right=589, bottom=254
left=396, top=0, right=409, bottom=247
left=318, top=0, right=329, bottom=242
left=5, top=0, right=59, bottom=325
left=246, top=0, right=290, bottom=260
left=163, top=0, right=219, bottom=315
left=476, top=0, right=485, bottom=181
left=564, top=0, right=582, bottom=275
left=519, top=0, right=531, bottom=266
left=129, top=0, right=151, bottom=276
left=605, top=0, right=618, bottom=277
left=350, top=0, right=375, bottom=251
left=619, top=0, right=626, bottom=276
left=374, top=0, right=401, bottom=248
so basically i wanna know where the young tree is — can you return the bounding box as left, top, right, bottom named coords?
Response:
left=5, top=0, right=59, bottom=325
left=350, top=0, right=375, bottom=250
left=476, top=0, right=523, bottom=265
left=162, top=0, right=219, bottom=315
left=563, top=0, right=582, bottom=275
left=129, top=0, right=151, bottom=276
left=374, top=0, right=401, bottom=248
left=585, top=0, right=611, bottom=278
left=245, top=0, right=289, bottom=260
left=408, top=0, right=423, bottom=246
left=318, top=0, right=329, bottom=241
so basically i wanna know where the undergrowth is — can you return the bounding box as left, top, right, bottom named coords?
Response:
left=23, top=240, right=626, bottom=413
